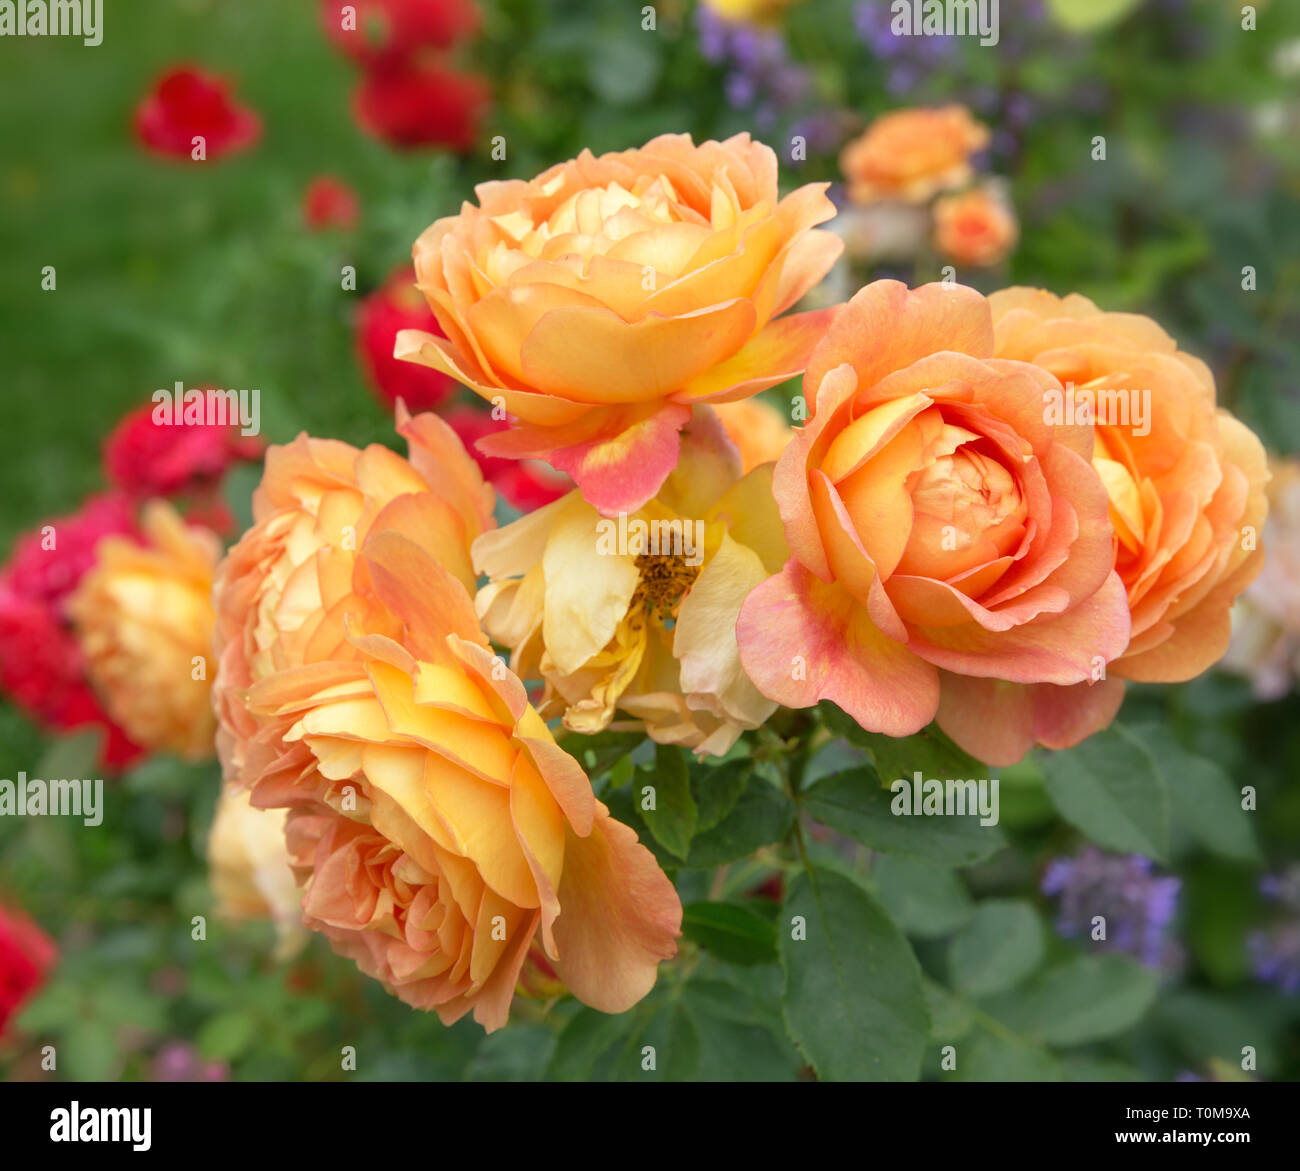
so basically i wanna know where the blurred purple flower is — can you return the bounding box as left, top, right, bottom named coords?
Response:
left=1250, top=868, right=1300, bottom=994
left=152, top=1041, right=229, bottom=1083
left=1041, top=847, right=1182, bottom=969
left=695, top=5, right=811, bottom=123
left=854, top=0, right=956, bottom=96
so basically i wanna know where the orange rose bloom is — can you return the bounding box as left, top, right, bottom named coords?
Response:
left=839, top=106, right=989, bottom=205
left=70, top=501, right=220, bottom=760
left=396, top=133, right=841, bottom=515
left=212, top=412, right=679, bottom=1030
left=737, top=281, right=1132, bottom=763
left=964, top=288, right=1269, bottom=761
left=212, top=404, right=495, bottom=789
left=932, top=185, right=1018, bottom=268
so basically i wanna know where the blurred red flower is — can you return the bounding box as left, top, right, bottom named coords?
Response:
left=302, top=175, right=361, bottom=231
left=0, top=495, right=144, bottom=770
left=134, top=67, right=261, bottom=161
left=0, top=905, right=56, bottom=1038
left=357, top=267, right=458, bottom=412
left=442, top=405, right=571, bottom=512
left=103, top=401, right=264, bottom=504
left=2, top=493, right=137, bottom=610
left=320, top=0, right=481, bottom=67
left=352, top=59, right=488, bottom=153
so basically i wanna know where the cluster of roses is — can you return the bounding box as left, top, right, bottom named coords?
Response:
left=201, top=130, right=1266, bottom=1030
left=3, top=129, right=1269, bottom=1037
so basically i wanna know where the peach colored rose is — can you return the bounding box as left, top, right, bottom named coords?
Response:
left=69, top=501, right=221, bottom=760
left=839, top=106, right=989, bottom=205
left=737, top=281, right=1132, bottom=762
left=235, top=530, right=681, bottom=1030
left=965, top=288, right=1269, bottom=761
left=208, top=784, right=305, bottom=956
left=474, top=408, right=788, bottom=756
left=712, top=396, right=794, bottom=473
left=212, top=404, right=495, bottom=789
left=396, top=133, right=841, bottom=515
left=932, top=185, right=1018, bottom=268
left=1223, top=458, right=1300, bottom=698
left=212, top=416, right=679, bottom=1029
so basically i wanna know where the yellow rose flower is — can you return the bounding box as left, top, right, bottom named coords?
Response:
left=473, top=408, right=788, bottom=756
left=69, top=500, right=220, bottom=760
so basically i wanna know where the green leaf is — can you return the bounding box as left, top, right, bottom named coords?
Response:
left=947, top=1028, right=1063, bottom=1082
left=64, top=1020, right=120, bottom=1081
left=1040, top=724, right=1170, bottom=860
left=682, top=779, right=795, bottom=867
left=803, top=767, right=1005, bottom=865
left=1129, top=723, right=1260, bottom=863
left=873, top=855, right=974, bottom=938
left=683, top=978, right=801, bottom=1081
left=465, top=1025, right=557, bottom=1082
left=691, top=759, right=751, bottom=834
left=949, top=900, right=1044, bottom=997
left=545, top=996, right=698, bottom=1082
left=196, top=1010, right=258, bottom=1062
left=682, top=901, right=778, bottom=966
left=638, top=745, right=698, bottom=861
left=546, top=1007, right=632, bottom=1081
left=1045, top=0, right=1141, bottom=34
left=924, top=979, right=974, bottom=1042
left=780, top=865, right=928, bottom=1081
left=1023, top=955, right=1159, bottom=1046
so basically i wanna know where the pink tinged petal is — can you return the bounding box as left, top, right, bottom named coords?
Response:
left=544, top=402, right=694, bottom=516
left=550, top=806, right=681, bottom=1014
left=909, top=570, right=1132, bottom=684
left=466, top=908, right=539, bottom=1034
left=396, top=402, right=496, bottom=537
left=736, top=560, right=939, bottom=736
left=935, top=674, right=1126, bottom=767
left=772, top=362, right=859, bottom=581
left=803, top=280, right=995, bottom=405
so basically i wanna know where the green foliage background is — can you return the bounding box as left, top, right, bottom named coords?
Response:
left=1, top=0, right=1298, bottom=1081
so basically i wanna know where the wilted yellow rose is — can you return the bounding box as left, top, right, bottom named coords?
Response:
left=397, top=132, right=841, bottom=515
left=473, top=408, right=788, bottom=755
left=208, top=784, right=305, bottom=956
left=70, top=500, right=220, bottom=760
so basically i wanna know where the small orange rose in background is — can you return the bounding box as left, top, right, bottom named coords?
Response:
left=69, top=501, right=220, bottom=761
left=737, top=281, right=1132, bottom=764
left=839, top=106, right=989, bottom=205
left=967, top=288, right=1270, bottom=761
left=932, top=185, right=1019, bottom=268
left=397, top=133, right=842, bottom=515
